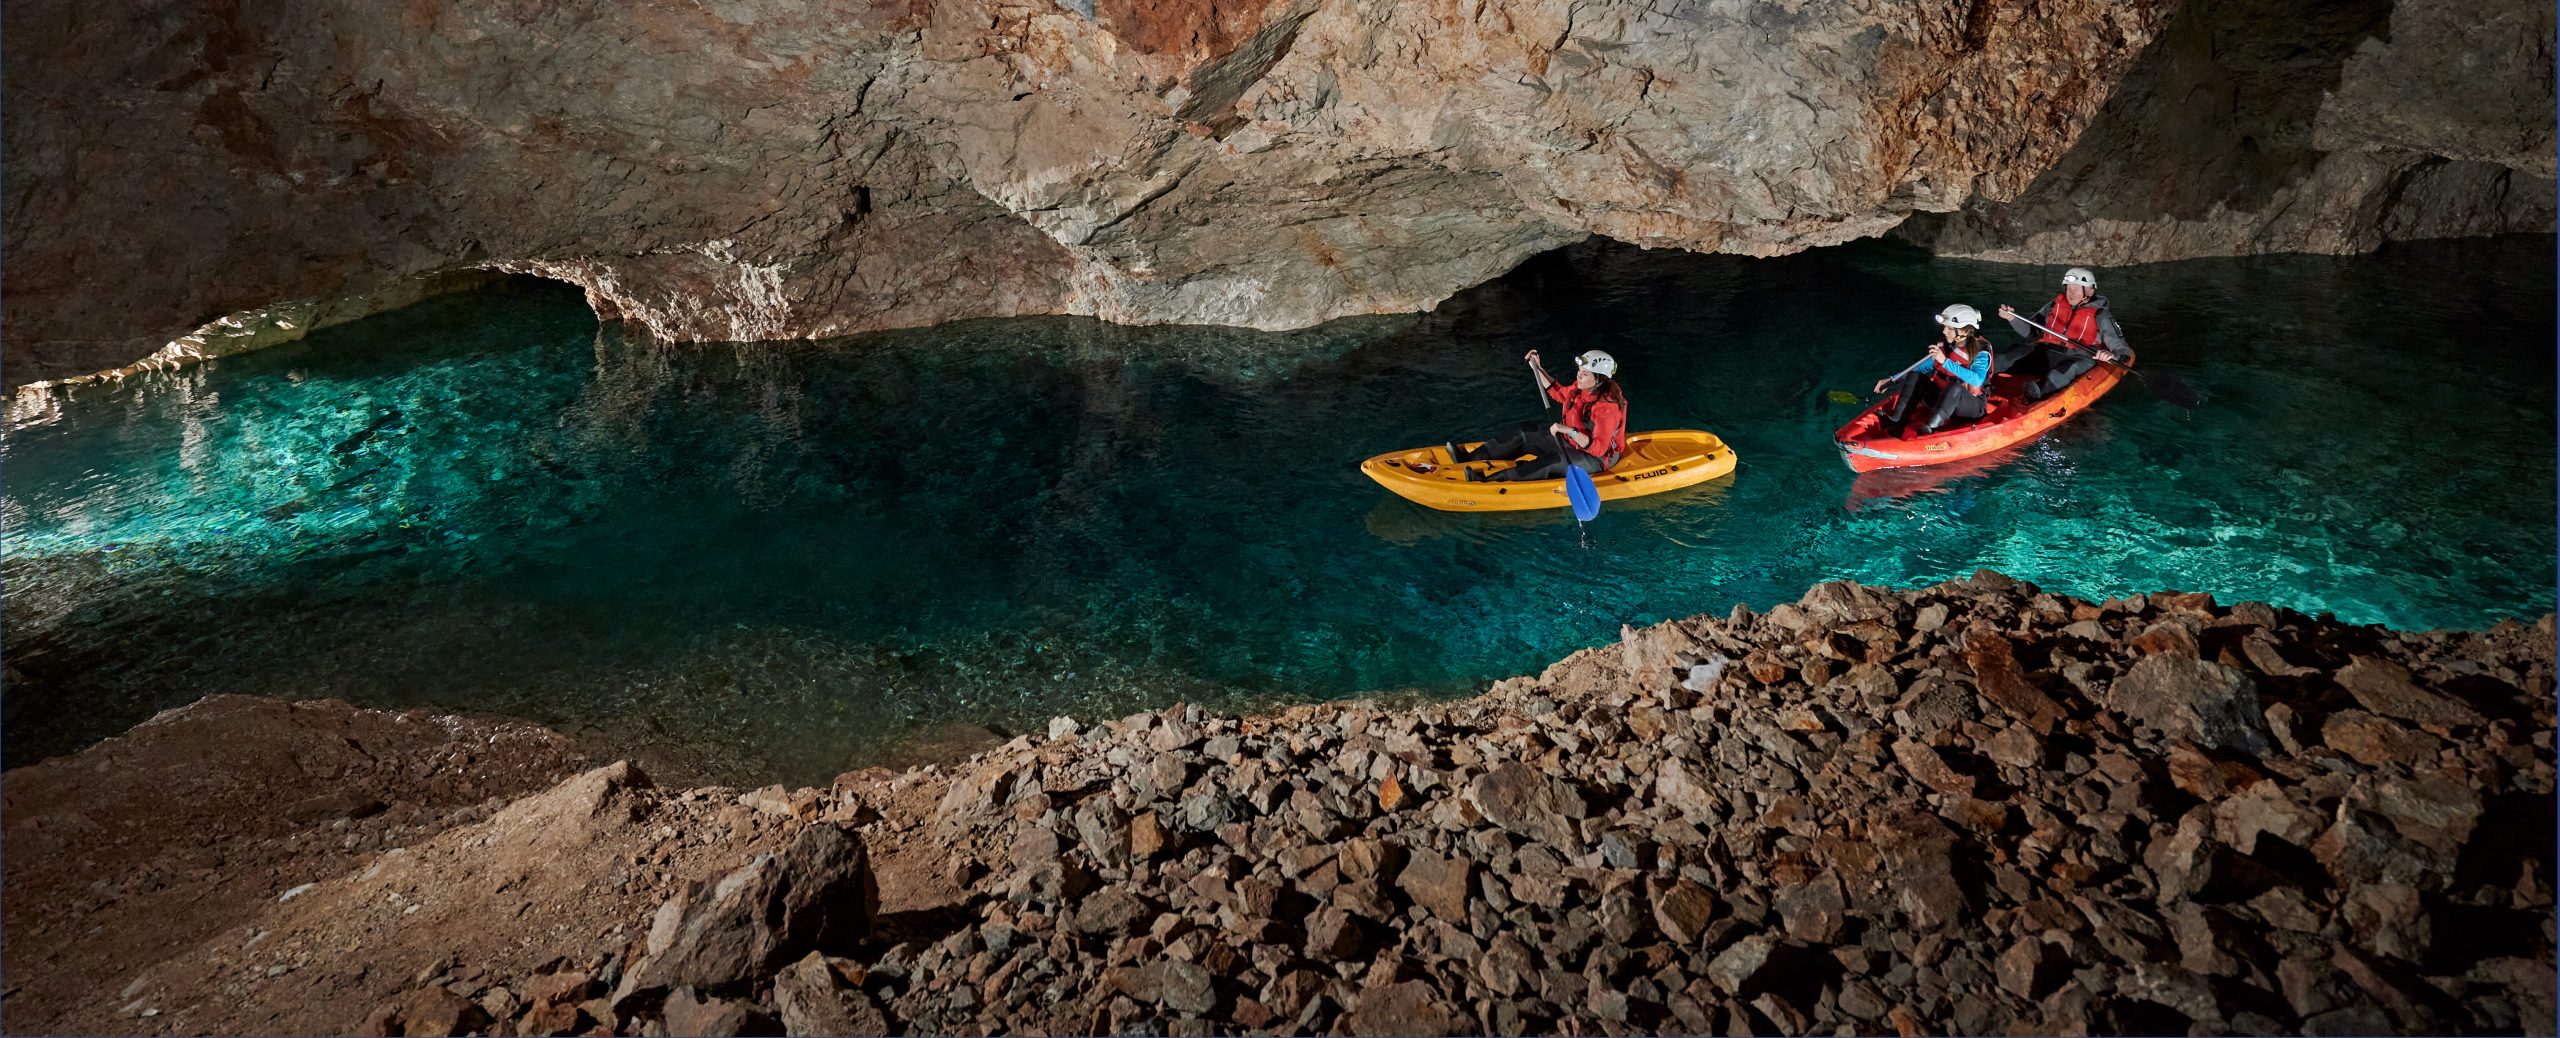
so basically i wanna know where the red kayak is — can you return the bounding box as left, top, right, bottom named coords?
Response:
left=1834, top=358, right=2128, bottom=473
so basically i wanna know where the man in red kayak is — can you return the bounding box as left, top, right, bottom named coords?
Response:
left=1447, top=350, right=1627, bottom=482
left=1997, top=267, right=2127, bottom=402
left=1872, top=304, right=1993, bottom=438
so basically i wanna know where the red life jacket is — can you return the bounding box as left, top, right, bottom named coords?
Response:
left=2039, top=292, right=2103, bottom=349
left=1928, top=337, right=1988, bottom=396
left=1553, top=385, right=1629, bottom=460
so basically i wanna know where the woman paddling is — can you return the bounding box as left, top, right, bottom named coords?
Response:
left=1447, top=350, right=1627, bottom=482
left=1872, top=305, right=1992, bottom=438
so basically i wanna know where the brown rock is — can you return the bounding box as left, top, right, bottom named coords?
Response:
left=1394, top=851, right=1474, bottom=925
left=772, top=952, right=889, bottom=1037
left=1304, top=906, right=1367, bottom=961
left=2167, top=903, right=2256, bottom=976
left=1706, top=935, right=1780, bottom=996
left=1072, top=887, right=1156, bottom=936
left=2337, top=656, right=2485, bottom=729
left=1344, top=979, right=1456, bottom=1037
left=1376, top=774, right=1406, bottom=813
left=1477, top=933, right=1538, bottom=998
left=1995, top=936, right=2064, bottom=1000
left=2213, top=781, right=2323, bottom=854
left=1964, top=627, right=2068, bottom=733
left=526, top=971, right=598, bottom=1010
left=1982, top=724, right=2047, bottom=769
left=1871, top=808, right=1968, bottom=929
left=1773, top=875, right=1845, bottom=944
left=2131, top=621, right=2201, bottom=658
left=2250, top=887, right=2324, bottom=932
left=1651, top=879, right=1719, bottom=945
left=1655, top=758, right=1726, bottom=823
left=1337, top=837, right=1397, bottom=884
left=2312, top=806, right=2433, bottom=886
left=1108, top=959, right=1218, bottom=1015
left=1939, top=796, right=2008, bottom=834
left=2341, top=882, right=2430, bottom=963
left=2242, top=633, right=2319, bottom=677
left=1129, top=811, right=1168, bottom=860
left=2103, top=655, right=2269, bottom=753
left=625, top=823, right=875, bottom=996
left=662, top=987, right=777, bottom=1037
left=2320, top=710, right=2445, bottom=768
left=2152, top=591, right=2219, bottom=616
left=396, top=988, right=490, bottom=1037
left=1465, top=762, right=1581, bottom=849
left=2352, top=774, right=2483, bottom=857
left=2164, top=741, right=2262, bottom=799
left=518, top=1000, right=587, bottom=1037
left=1890, top=738, right=1978, bottom=798
left=2333, top=945, right=2445, bottom=1030
left=1262, top=970, right=1327, bottom=1020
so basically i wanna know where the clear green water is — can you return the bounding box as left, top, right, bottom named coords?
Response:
left=6, top=237, right=2553, bottom=783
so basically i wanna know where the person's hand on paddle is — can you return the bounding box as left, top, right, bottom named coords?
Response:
left=1997, top=303, right=2018, bottom=323
left=1515, top=351, right=1556, bottom=392
left=1550, top=422, right=1590, bottom=449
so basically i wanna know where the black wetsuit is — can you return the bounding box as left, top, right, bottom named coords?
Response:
left=1878, top=337, right=1991, bottom=435
left=1455, top=422, right=1615, bottom=481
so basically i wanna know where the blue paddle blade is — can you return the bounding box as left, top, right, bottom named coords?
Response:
left=1565, top=466, right=1600, bottom=522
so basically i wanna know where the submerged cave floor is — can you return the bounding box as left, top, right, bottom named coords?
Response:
left=3, top=571, right=2552, bottom=1036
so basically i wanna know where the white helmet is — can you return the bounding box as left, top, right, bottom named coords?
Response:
left=2062, top=267, right=2097, bottom=288
left=1574, top=350, right=1618, bottom=378
left=1934, top=304, right=1982, bottom=330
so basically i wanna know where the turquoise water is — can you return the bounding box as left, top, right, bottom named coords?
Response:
left=6, top=237, right=2553, bottom=782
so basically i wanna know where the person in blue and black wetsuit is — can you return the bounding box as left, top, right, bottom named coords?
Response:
left=1872, top=304, right=1992, bottom=438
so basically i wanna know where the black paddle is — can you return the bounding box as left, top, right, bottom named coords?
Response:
left=2003, top=308, right=2199, bottom=410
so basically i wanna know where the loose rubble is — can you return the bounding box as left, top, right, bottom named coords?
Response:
left=6, top=573, right=2552, bottom=1036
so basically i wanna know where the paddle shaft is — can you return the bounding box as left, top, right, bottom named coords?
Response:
left=2006, top=307, right=2199, bottom=408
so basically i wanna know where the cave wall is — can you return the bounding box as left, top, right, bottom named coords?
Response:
left=3, top=0, right=2176, bottom=387
left=1896, top=0, right=2556, bottom=264
left=2, top=0, right=2547, bottom=390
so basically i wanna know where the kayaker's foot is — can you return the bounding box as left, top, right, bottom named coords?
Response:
left=1444, top=441, right=1466, bottom=462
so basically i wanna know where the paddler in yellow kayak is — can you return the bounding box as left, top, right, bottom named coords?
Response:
left=1445, top=350, right=1628, bottom=482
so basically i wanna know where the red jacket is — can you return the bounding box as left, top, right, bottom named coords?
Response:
left=1548, top=383, right=1628, bottom=461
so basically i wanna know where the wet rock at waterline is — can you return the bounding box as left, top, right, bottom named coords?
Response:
left=6, top=574, right=2552, bottom=1034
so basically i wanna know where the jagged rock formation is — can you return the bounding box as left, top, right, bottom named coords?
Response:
left=7, top=575, right=2552, bottom=1035
left=1897, top=0, right=2557, bottom=263
left=3, top=0, right=2183, bottom=387
left=3, top=0, right=2548, bottom=390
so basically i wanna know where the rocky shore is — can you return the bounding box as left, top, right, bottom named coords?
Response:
left=5, top=572, right=2552, bottom=1036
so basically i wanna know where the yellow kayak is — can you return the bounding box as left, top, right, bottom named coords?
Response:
left=1358, top=429, right=1738, bottom=512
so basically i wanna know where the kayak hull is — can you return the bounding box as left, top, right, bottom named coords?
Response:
left=1360, top=429, right=1738, bottom=512
left=1833, top=360, right=2127, bottom=473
